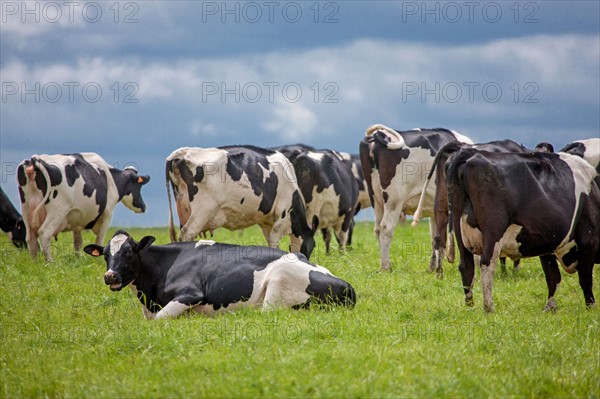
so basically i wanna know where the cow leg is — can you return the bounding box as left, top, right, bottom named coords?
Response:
left=446, top=227, right=455, bottom=263
left=499, top=257, right=507, bottom=274
left=264, top=217, right=288, bottom=249
left=154, top=295, right=203, bottom=319
left=336, top=209, right=354, bottom=252
left=373, top=198, right=384, bottom=241
left=37, top=212, right=69, bottom=261
left=26, top=230, right=40, bottom=259
left=321, top=228, right=332, bottom=254
left=480, top=241, right=502, bottom=313
left=429, top=218, right=445, bottom=278
left=577, top=257, right=595, bottom=309
left=539, top=255, right=561, bottom=312
left=378, top=206, right=402, bottom=271
left=91, top=212, right=113, bottom=247
left=513, top=259, right=521, bottom=272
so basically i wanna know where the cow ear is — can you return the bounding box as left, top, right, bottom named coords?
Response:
left=84, top=244, right=104, bottom=257
left=136, top=236, right=155, bottom=251
left=136, top=175, right=151, bottom=185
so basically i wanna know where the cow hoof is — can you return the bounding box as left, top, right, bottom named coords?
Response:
left=483, top=304, right=495, bottom=313
left=435, top=271, right=444, bottom=280
left=543, top=298, right=557, bottom=312
left=379, top=267, right=392, bottom=273
left=465, top=298, right=474, bottom=307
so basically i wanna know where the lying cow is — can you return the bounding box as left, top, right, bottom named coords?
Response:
left=166, top=146, right=315, bottom=259
left=0, top=186, right=26, bottom=247
left=360, top=124, right=473, bottom=271
left=18, top=153, right=150, bottom=260
left=285, top=149, right=359, bottom=253
left=84, top=231, right=356, bottom=319
left=447, top=148, right=600, bottom=312
left=412, top=139, right=528, bottom=277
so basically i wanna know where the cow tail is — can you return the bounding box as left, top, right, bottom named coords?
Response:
left=446, top=147, right=473, bottom=237
left=412, top=141, right=464, bottom=226
left=166, top=161, right=177, bottom=242
left=31, top=158, right=51, bottom=224
left=365, top=124, right=405, bottom=150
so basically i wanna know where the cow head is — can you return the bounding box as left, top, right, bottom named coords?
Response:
left=11, top=217, right=26, bottom=248
left=84, top=230, right=155, bottom=291
left=116, top=167, right=151, bottom=213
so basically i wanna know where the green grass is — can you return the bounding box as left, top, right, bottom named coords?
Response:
left=1, top=222, right=598, bottom=398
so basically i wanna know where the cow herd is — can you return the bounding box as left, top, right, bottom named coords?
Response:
left=1, top=125, right=598, bottom=317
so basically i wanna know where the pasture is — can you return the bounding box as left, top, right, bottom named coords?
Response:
left=1, top=222, right=598, bottom=398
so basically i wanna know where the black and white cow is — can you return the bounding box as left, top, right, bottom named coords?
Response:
left=359, top=124, right=473, bottom=271
left=446, top=148, right=600, bottom=312
left=412, top=139, right=528, bottom=277
left=166, top=146, right=315, bottom=259
left=285, top=150, right=359, bottom=253
left=84, top=231, right=356, bottom=320
left=0, top=186, right=26, bottom=248
left=17, top=153, right=150, bottom=260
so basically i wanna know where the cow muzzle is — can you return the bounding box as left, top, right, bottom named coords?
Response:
left=104, top=270, right=123, bottom=291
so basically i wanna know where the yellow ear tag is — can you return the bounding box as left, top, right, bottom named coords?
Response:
left=137, top=176, right=144, bottom=184
left=92, top=249, right=100, bottom=257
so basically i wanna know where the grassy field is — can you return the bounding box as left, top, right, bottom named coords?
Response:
left=1, top=221, right=598, bottom=398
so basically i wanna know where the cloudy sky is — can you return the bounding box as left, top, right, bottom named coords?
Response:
left=1, top=1, right=599, bottom=226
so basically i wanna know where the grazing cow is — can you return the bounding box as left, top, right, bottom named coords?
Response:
left=0, top=186, right=26, bottom=247
left=560, top=138, right=600, bottom=185
left=412, top=139, right=528, bottom=277
left=84, top=231, right=356, bottom=319
left=446, top=149, right=600, bottom=312
left=285, top=150, right=359, bottom=253
left=359, top=124, right=473, bottom=271
left=166, top=146, right=315, bottom=259
left=17, top=153, right=150, bottom=260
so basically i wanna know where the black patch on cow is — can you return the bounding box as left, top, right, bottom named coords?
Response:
left=53, top=190, right=58, bottom=199
left=177, top=160, right=199, bottom=202
left=33, top=165, right=48, bottom=197
left=38, top=159, right=63, bottom=187
left=17, top=164, right=27, bottom=187
left=560, top=142, right=585, bottom=158
left=194, top=166, right=204, bottom=183
left=258, top=172, right=278, bottom=214
left=281, top=210, right=286, bottom=219
left=383, top=191, right=389, bottom=203
left=240, top=197, right=245, bottom=204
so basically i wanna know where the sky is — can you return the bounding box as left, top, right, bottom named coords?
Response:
left=1, top=0, right=599, bottom=227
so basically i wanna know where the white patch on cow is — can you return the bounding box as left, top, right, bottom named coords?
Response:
left=307, top=151, right=324, bottom=162
left=338, top=151, right=351, bottom=161
left=110, top=234, right=129, bottom=256
left=305, top=185, right=341, bottom=229
left=556, top=153, right=596, bottom=257
left=195, top=239, right=216, bottom=247
left=451, top=130, right=474, bottom=144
